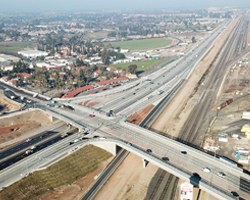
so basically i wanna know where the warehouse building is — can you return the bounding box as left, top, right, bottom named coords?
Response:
left=17, top=50, right=48, bottom=58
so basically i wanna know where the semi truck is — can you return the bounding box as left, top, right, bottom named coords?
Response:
left=62, top=104, right=74, bottom=110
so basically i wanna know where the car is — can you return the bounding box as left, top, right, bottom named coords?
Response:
left=162, top=157, right=169, bottom=161
left=99, top=137, right=106, bottom=140
left=30, top=146, right=36, bottom=150
left=69, top=142, right=74, bottom=145
left=43, top=99, right=47, bottom=101
left=89, top=114, right=95, bottom=118
left=217, top=172, right=226, bottom=178
left=181, top=151, right=187, bottom=154
left=127, top=142, right=132, bottom=146
left=74, top=139, right=80, bottom=143
left=146, top=149, right=152, bottom=153
left=203, top=167, right=211, bottom=173
left=25, top=138, right=32, bottom=142
left=82, top=137, right=89, bottom=140
left=192, top=173, right=201, bottom=178
left=230, top=191, right=239, bottom=197
left=93, top=135, right=99, bottom=138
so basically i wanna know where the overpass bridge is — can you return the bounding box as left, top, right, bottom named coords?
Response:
left=32, top=104, right=250, bottom=200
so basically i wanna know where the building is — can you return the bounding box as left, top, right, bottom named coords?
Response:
left=17, top=50, right=48, bottom=58
left=0, top=54, right=20, bottom=63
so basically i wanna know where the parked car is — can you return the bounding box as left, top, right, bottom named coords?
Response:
left=89, top=114, right=95, bottom=118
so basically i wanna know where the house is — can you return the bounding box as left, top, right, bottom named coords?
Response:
left=93, top=70, right=102, bottom=78
left=8, top=79, right=18, bottom=86
left=1, top=76, right=8, bottom=82
left=128, top=74, right=138, bottom=79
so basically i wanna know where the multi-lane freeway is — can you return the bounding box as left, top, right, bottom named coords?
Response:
left=0, top=16, right=250, bottom=200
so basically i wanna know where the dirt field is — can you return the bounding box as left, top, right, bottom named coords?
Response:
left=94, top=153, right=159, bottom=200
left=0, top=110, right=52, bottom=145
left=126, top=104, right=154, bottom=125
left=37, top=157, right=113, bottom=200
left=0, top=90, right=21, bottom=112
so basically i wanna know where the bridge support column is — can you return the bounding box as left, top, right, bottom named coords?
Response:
left=142, top=159, right=149, bottom=168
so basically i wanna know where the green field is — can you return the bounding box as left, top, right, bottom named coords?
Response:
left=111, top=58, right=166, bottom=71
left=0, top=41, right=37, bottom=53
left=104, top=38, right=172, bottom=51
left=0, top=145, right=112, bottom=200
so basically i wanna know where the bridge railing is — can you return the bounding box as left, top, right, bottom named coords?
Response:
left=124, top=121, right=242, bottom=172
left=101, top=138, right=236, bottom=200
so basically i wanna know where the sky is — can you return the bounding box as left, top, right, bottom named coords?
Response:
left=0, top=0, right=250, bottom=13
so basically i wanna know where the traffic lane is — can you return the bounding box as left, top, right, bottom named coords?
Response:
left=0, top=123, right=68, bottom=160
left=0, top=134, right=67, bottom=171
left=108, top=127, right=247, bottom=198
left=0, top=133, right=82, bottom=189
left=105, top=124, right=246, bottom=192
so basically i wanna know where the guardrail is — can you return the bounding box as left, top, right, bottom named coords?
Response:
left=95, top=138, right=236, bottom=200
left=124, top=121, right=243, bottom=172
left=139, top=79, right=185, bottom=127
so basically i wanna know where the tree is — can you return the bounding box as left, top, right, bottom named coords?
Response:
left=192, top=36, right=196, bottom=43
left=128, top=64, right=137, bottom=74
left=101, top=50, right=110, bottom=65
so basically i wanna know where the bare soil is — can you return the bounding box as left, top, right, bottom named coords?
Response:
left=94, top=153, right=159, bottom=200
left=126, top=104, right=154, bottom=125
left=0, top=90, right=21, bottom=112
left=0, top=110, right=52, bottom=145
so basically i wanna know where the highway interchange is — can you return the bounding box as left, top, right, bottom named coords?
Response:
left=0, top=17, right=249, bottom=200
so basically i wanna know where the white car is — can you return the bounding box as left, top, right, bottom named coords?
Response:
left=99, top=137, right=106, bottom=140
left=203, top=167, right=211, bottom=173
left=25, top=138, right=32, bottom=142
left=30, top=146, right=36, bottom=150
left=217, top=172, right=226, bottom=178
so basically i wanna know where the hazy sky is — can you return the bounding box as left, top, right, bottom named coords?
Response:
left=1, top=0, right=250, bottom=13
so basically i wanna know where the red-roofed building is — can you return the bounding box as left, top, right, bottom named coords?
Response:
left=110, top=68, right=122, bottom=74
left=8, top=79, right=18, bottom=86
left=97, top=77, right=128, bottom=86
left=62, top=85, right=94, bottom=98
left=17, top=72, right=31, bottom=77
left=77, top=66, right=85, bottom=70
left=1, top=76, right=8, bottom=82
left=93, top=70, right=102, bottom=78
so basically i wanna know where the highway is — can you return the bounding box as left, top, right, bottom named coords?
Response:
left=0, top=122, right=74, bottom=171
left=0, top=17, right=249, bottom=200
left=30, top=105, right=250, bottom=199
left=83, top=19, right=232, bottom=117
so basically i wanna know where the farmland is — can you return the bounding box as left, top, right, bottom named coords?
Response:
left=0, top=41, right=37, bottom=53
left=104, top=38, right=172, bottom=51
left=0, top=145, right=112, bottom=200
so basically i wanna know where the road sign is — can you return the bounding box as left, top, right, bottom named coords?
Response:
left=180, top=182, right=193, bottom=200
